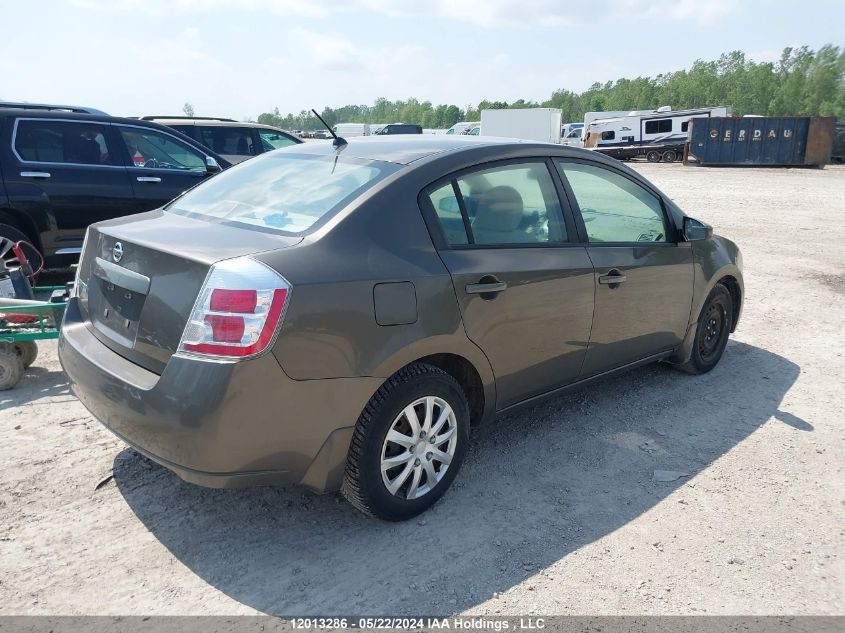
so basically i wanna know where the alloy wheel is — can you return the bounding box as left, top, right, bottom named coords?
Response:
left=380, top=396, right=458, bottom=500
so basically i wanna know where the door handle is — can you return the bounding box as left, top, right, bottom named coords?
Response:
left=20, top=171, right=51, bottom=178
left=466, top=281, right=508, bottom=294
left=136, top=176, right=162, bottom=183
left=598, top=271, right=627, bottom=285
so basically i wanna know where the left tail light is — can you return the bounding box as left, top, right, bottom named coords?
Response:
left=178, top=257, right=291, bottom=359
left=71, top=229, right=90, bottom=307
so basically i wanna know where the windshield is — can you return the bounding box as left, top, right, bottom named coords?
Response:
left=168, top=153, right=401, bottom=235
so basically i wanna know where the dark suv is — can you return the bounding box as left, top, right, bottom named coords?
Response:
left=376, top=124, right=423, bottom=135
left=0, top=107, right=230, bottom=268
left=142, top=117, right=301, bottom=164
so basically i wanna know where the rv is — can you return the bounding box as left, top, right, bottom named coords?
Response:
left=585, top=106, right=731, bottom=149
left=583, top=109, right=654, bottom=130
left=479, top=108, right=562, bottom=144
left=333, top=123, right=370, bottom=137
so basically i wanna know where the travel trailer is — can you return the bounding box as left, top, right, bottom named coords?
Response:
left=585, top=106, right=731, bottom=148
left=583, top=109, right=654, bottom=130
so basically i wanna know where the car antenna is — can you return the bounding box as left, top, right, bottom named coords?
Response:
left=311, top=109, right=347, bottom=149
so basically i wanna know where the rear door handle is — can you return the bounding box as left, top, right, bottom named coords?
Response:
left=136, top=176, right=162, bottom=183
left=20, top=171, right=51, bottom=178
left=466, top=281, right=508, bottom=294
left=598, top=272, right=627, bottom=285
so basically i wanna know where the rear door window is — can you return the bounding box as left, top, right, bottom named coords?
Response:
left=427, top=161, right=568, bottom=247
left=168, top=124, right=194, bottom=137
left=258, top=129, right=298, bottom=151
left=118, top=126, right=207, bottom=171
left=198, top=126, right=256, bottom=156
left=14, top=119, right=115, bottom=165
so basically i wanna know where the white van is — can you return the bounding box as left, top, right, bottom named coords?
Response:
left=445, top=122, right=479, bottom=136
left=333, top=123, right=370, bottom=137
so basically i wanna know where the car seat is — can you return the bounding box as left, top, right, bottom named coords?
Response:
left=470, top=186, right=526, bottom=244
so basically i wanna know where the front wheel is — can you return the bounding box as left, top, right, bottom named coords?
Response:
left=678, top=284, right=733, bottom=374
left=342, top=363, right=470, bottom=521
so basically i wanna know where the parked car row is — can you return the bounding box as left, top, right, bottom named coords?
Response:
left=299, top=124, right=426, bottom=138
left=0, top=104, right=307, bottom=267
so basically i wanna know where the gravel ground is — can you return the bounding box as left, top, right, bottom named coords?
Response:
left=1, top=163, right=843, bottom=617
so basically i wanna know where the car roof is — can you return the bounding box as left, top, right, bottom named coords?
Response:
left=282, top=135, right=589, bottom=165
left=145, top=118, right=287, bottom=132
left=0, top=102, right=109, bottom=115
left=0, top=109, right=232, bottom=167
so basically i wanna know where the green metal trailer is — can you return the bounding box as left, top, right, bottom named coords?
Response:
left=0, top=286, right=68, bottom=390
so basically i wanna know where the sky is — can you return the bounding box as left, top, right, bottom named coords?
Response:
left=1, top=0, right=843, bottom=120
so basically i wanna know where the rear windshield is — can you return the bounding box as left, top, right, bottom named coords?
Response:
left=168, top=153, right=400, bottom=235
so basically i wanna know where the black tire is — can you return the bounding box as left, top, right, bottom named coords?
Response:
left=679, top=284, right=733, bottom=375
left=342, top=363, right=470, bottom=521
left=662, top=150, right=677, bottom=163
left=15, top=341, right=38, bottom=368
left=0, top=343, right=25, bottom=390
left=646, top=150, right=661, bottom=163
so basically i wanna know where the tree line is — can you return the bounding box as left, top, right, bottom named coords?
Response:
left=255, top=45, right=845, bottom=131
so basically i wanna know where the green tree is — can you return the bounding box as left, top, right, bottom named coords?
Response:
left=255, top=45, right=845, bottom=131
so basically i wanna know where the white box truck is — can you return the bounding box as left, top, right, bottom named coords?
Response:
left=479, top=108, right=563, bottom=144
left=333, top=123, right=370, bottom=137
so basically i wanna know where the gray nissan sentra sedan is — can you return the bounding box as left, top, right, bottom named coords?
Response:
left=59, top=136, right=743, bottom=521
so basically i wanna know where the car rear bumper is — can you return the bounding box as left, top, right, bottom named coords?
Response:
left=58, top=298, right=382, bottom=492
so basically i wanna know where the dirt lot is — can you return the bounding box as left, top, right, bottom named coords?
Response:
left=1, top=163, right=843, bottom=617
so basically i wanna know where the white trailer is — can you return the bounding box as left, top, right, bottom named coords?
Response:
left=333, top=123, right=370, bottom=137
left=585, top=106, right=731, bottom=149
left=583, top=109, right=655, bottom=129
left=479, top=108, right=563, bottom=144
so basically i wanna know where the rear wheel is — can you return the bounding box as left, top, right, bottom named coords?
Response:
left=678, top=284, right=733, bottom=375
left=662, top=150, right=678, bottom=163
left=15, top=341, right=38, bottom=368
left=646, top=150, right=661, bottom=163
left=342, top=363, right=470, bottom=521
left=0, top=344, right=25, bottom=390
left=0, top=222, right=40, bottom=269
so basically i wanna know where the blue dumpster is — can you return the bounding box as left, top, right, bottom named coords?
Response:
left=687, top=117, right=834, bottom=166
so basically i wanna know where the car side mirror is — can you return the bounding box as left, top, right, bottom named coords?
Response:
left=205, top=156, right=221, bottom=174
left=683, top=216, right=713, bottom=241
left=438, top=196, right=460, bottom=214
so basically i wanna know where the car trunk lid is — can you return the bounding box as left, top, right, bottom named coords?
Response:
left=77, top=210, right=300, bottom=374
